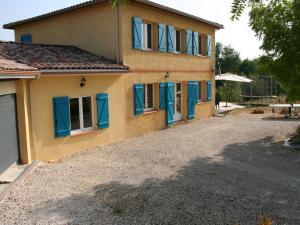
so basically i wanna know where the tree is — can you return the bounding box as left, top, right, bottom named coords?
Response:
left=231, top=0, right=300, bottom=101
left=216, top=42, right=242, bottom=74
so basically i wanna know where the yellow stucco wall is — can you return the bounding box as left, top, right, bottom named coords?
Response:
left=124, top=72, right=214, bottom=138
left=28, top=75, right=126, bottom=161
left=0, top=80, right=16, bottom=95
left=9, top=1, right=218, bottom=161
left=120, top=2, right=216, bottom=71
left=18, top=72, right=214, bottom=162
left=14, top=2, right=118, bottom=61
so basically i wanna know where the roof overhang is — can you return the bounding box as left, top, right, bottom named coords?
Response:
left=39, top=69, right=129, bottom=75
left=0, top=69, right=39, bottom=79
left=3, top=0, right=223, bottom=30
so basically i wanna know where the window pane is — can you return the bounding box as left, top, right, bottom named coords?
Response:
left=70, top=98, right=80, bottom=131
left=198, top=36, right=202, bottom=55
left=176, top=30, right=181, bottom=52
left=82, top=97, right=92, bottom=128
left=147, top=24, right=152, bottom=49
left=147, top=84, right=153, bottom=109
left=199, top=82, right=202, bottom=100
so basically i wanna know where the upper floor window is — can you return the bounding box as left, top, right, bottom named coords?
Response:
left=142, top=23, right=153, bottom=50
left=175, top=29, right=181, bottom=53
left=70, top=96, right=93, bottom=133
left=198, top=35, right=203, bottom=55
left=20, top=34, right=32, bottom=44
left=144, top=84, right=154, bottom=111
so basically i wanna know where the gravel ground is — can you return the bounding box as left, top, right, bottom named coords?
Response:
left=1, top=112, right=300, bottom=225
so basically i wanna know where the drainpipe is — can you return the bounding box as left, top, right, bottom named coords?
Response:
left=28, top=74, right=41, bottom=161
left=116, top=2, right=121, bottom=64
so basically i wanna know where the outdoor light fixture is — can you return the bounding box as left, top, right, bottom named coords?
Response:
left=80, top=78, right=86, bottom=88
left=165, top=72, right=170, bottom=79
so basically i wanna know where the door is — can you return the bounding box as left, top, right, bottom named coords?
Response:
left=174, top=83, right=183, bottom=122
left=0, top=94, right=20, bottom=174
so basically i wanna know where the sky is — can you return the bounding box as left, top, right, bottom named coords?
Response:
left=0, top=0, right=262, bottom=59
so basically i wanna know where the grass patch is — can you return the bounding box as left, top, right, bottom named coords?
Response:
left=113, top=207, right=125, bottom=216
left=290, top=126, right=300, bottom=146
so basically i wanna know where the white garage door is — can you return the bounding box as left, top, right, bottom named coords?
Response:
left=0, top=94, right=20, bottom=174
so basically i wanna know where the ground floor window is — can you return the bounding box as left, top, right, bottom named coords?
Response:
left=70, top=96, right=93, bottom=133
left=198, top=81, right=203, bottom=102
left=144, top=84, right=154, bottom=111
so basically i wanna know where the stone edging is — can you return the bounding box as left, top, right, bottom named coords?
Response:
left=0, top=160, right=41, bottom=202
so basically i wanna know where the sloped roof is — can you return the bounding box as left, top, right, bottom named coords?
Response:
left=3, top=0, right=224, bottom=30
left=0, top=41, right=128, bottom=71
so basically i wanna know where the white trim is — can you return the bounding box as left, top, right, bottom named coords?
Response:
left=144, top=83, right=155, bottom=112
left=142, top=23, right=153, bottom=51
left=69, top=96, right=94, bottom=135
left=0, top=75, right=36, bottom=79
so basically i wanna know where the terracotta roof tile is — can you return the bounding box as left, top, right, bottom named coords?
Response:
left=0, top=41, right=128, bottom=71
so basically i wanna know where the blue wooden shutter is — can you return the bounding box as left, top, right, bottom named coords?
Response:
left=159, top=82, right=167, bottom=110
left=207, top=80, right=212, bottom=101
left=167, top=25, right=175, bottom=53
left=166, top=82, right=174, bottom=125
left=53, top=96, right=70, bottom=138
left=97, top=93, right=109, bottom=129
left=21, top=34, right=32, bottom=44
left=134, top=84, right=144, bottom=115
left=193, top=32, right=199, bottom=55
left=186, top=30, right=193, bottom=55
left=132, top=17, right=142, bottom=49
left=207, top=35, right=212, bottom=56
left=187, top=81, right=199, bottom=120
left=159, top=24, right=167, bottom=52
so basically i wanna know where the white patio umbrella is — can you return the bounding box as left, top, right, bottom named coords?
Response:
left=215, top=73, right=252, bottom=83
left=215, top=73, right=253, bottom=107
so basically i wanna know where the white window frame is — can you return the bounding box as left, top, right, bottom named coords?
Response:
left=198, top=81, right=203, bottom=102
left=70, top=96, right=94, bottom=134
left=144, top=84, right=155, bottom=112
left=141, top=23, right=153, bottom=50
left=175, top=29, right=181, bottom=53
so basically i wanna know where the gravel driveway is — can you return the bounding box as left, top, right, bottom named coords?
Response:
left=1, top=112, right=300, bottom=225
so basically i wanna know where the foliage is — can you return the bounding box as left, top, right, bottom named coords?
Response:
left=216, top=42, right=242, bottom=74
left=111, top=0, right=126, bottom=7
left=231, top=0, right=300, bottom=101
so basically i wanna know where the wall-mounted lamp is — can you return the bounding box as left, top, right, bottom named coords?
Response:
left=165, top=71, right=170, bottom=79
left=80, top=78, right=86, bottom=88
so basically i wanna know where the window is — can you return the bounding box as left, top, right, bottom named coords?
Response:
left=198, top=35, right=203, bottom=55
left=143, top=84, right=154, bottom=111
left=142, top=23, right=153, bottom=50
left=198, top=81, right=203, bottom=102
left=70, top=96, right=93, bottom=133
left=175, top=29, right=181, bottom=53
left=20, top=34, right=32, bottom=44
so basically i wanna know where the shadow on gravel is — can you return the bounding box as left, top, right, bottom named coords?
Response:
left=30, top=137, right=300, bottom=225
left=261, top=117, right=300, bottom=122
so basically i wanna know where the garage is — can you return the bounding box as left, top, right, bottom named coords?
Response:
left=0, top=91, right=20, bottom=174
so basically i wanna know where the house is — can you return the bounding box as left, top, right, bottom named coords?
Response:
left=0, top=0, right=223, bottom=171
